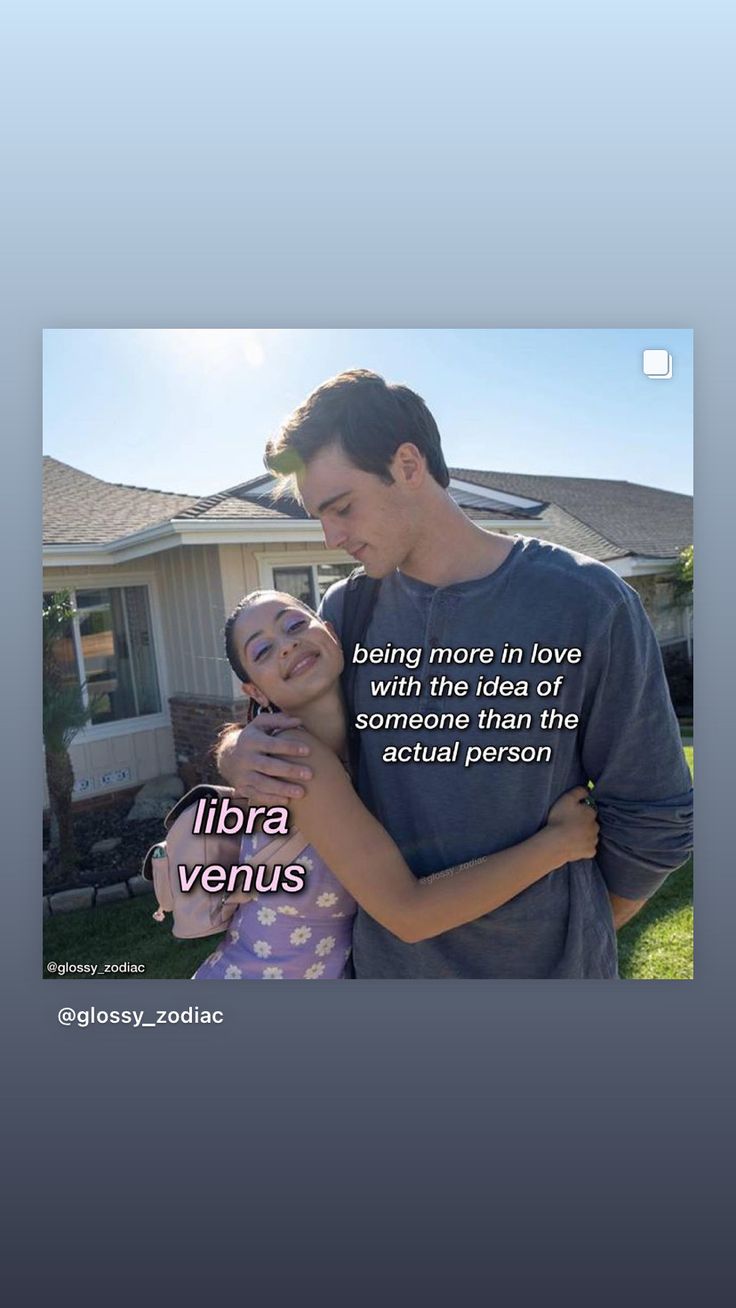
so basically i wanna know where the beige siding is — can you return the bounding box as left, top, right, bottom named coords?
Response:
left=153, top=546, right=230, bottom=697
left=42, top=724, right=177, bottom=808
left=44, top=558, right=155, bottom=587
left=218, top=545, right=257, bottom=698
left=218, top=543, right=261, bottom=612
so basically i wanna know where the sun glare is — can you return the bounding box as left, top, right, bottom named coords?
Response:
left=144, top=328, right=269, bottom=373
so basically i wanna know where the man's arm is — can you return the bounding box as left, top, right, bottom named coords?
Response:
left=608, top=893, right=647, bottom=930
left=285, top=732, right=599, bottom=942
left=580, top=584, right=693, bottom=906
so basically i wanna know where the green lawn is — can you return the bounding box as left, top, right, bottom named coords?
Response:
left=617, top=856, right=693, bottom=979
left=43, top=895, right=215, bottom=980
left=44, top=746, right=694, bottom=981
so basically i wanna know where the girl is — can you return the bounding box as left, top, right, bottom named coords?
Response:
left=194, top=590, right=597, bottom=979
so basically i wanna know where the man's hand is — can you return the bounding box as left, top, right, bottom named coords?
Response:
left=216, top=715, right=313, bottom=803
left=608, top=892, right=647, bottom=931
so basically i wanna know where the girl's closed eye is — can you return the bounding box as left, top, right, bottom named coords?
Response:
left=336, top=504, right=351, bottom=517
left=252, top=642, right=271, bottom=663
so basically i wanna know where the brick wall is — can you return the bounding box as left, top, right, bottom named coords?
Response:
left=169, top=694, right=250, bottom=789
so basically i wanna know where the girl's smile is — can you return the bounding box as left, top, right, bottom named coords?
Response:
left=284, top=650, right=321, bottom=680
left=233, top=595, right=344, bottom=716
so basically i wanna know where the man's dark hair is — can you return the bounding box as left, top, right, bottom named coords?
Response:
left=264, top=369, right=450, bottom=489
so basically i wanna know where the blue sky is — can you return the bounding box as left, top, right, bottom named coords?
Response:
left=43, top=328, right=693, bottom=498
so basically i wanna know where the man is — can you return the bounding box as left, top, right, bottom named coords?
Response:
left=217, top=369, right=693, bottom=978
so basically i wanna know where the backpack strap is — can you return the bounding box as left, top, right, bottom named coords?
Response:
left=338, top=567, right=381, bottom=809
left=163, top=783, right=240, bottom=831
left=141, top=841, right=168, bottom=886
left=339, top=567, right=381, bottom=667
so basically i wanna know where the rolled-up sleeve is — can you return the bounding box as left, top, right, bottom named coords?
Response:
left=580, top=585, right=694, bottom=901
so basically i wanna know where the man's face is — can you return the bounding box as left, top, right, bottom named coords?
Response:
left=297, top=443, right=419, bottom=578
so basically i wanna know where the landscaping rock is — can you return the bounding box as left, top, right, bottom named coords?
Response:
left=49, top=887, right=95, bottom=914
left=91, top=836, right=122, bottom=855
left=128, top=874, right=154, bottom=897
left=96, top=881, right=130, bottom=905
left=126, top=775, right=184, bottom=822
left=46, top=800, right=164, bottom=893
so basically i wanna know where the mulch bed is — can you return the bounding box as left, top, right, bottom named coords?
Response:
left=43, top=798, right=166, bottom=894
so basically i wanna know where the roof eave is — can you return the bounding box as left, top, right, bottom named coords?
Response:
left=43, top=516, right=329, bottom=566
left=605, top=554, right=680, bottom=577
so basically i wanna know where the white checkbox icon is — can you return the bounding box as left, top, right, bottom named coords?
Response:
left=643, top=349, right=672, bottom=379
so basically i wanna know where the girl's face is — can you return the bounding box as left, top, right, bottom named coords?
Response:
left=233, top=595, right=344, bottom=712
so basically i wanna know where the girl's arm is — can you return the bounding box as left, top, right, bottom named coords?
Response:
left=285, top=731, right=597, bottom=943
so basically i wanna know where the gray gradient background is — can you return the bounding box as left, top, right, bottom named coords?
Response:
left=4, top=1, right=734, bottom=1296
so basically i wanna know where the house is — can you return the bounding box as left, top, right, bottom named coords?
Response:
left=43, top=457, right=693, bottom=804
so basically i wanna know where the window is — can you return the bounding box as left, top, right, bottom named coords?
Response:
left=43, top=585, right=162, bottom=726
left=270, top=562, right=355, bottom=609
left=316, top=562, right=355, bottom=597
left=272, top=567, right=316, bottom=608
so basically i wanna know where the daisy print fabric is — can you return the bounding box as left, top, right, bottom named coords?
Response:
left=192, top=828, right=356, bottom=981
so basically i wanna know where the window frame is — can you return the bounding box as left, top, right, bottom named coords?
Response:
left=256, top=552, right=356, bottom=610
left=44, top=573, right=170, bottom=741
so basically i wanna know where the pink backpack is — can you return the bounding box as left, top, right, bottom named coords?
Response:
left=142, top=784, right=308, bottom=939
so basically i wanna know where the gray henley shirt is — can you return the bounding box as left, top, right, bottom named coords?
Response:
left=319, top=536, right=693, bottom=979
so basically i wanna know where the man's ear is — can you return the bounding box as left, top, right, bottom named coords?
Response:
left=392, top=442, right=426, bottom=488
left=242, top=681, right=269, bottom=707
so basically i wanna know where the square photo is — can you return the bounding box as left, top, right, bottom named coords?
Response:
left=42, top=329, right=693, bottom=980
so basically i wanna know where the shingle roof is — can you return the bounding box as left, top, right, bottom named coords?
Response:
left=44, top=458, right=692, bottom=561
left=185, top=475, right=530, bottom=524
left=43, top=457, right=202, bottom=545
left=181, top=494, right=294, bottom=521
left=450, top=468, right=692, bottom=559
left=174, top=477, right=308, bottom=522
left=449, top=487, right=540, bottom=519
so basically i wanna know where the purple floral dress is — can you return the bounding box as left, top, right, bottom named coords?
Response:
left=192, top=827, right=356, bottom=980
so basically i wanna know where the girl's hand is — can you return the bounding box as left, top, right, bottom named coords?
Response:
left=545, top=787, right=599, bottom=862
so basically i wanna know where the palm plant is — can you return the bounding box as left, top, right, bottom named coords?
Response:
left=43, top=591, right=93, bottom=886
left=674, top=544, right=693, bottom=604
